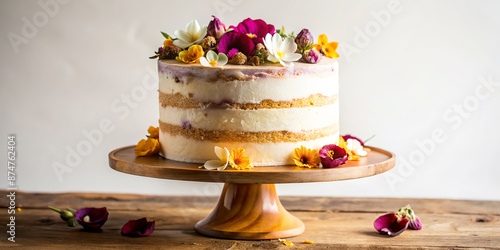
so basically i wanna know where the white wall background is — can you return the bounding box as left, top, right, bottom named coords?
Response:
left=1, top=0, right=499, bottom=200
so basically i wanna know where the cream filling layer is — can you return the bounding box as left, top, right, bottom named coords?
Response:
left=159, top=103, right=339, bottom=132
left=159, top=133, right=339, bottom=166
left=159, top=74, right=338, bottom=104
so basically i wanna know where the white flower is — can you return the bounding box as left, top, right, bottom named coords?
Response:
left=203, top=146, right=229, bottom=171
left=200, top=50, right=228, bottom=67
left=263, top=33, right=302, bottom=67
left=173, top=20, right=207, bottom=49
left=346, top=139, right=367, bottom=156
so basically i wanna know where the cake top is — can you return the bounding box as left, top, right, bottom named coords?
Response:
left=151, top=16, right=339, bottom=68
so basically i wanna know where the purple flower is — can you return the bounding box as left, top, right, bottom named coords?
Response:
left=295, top=29, right=314, bottom=51
left=303, top=49, right=322, bottom=64
left=218, top=32, right=255, bottom=58
left=319, top=144, right=348, bottom=168
left=121, top=218, right=155, bottom=237
left=75, top=207, right=109, bottom=231
left=207, top=15, right=226, bottom=40
left=342, top=134, right=364, bottom=146
left=374, top=205, right=422, bottom=236
left=374, top=213, right=409, bottom=236
left=230, top=18, right=275, bottom=45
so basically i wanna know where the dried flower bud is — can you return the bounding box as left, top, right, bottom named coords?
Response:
left=201, top=36, right=217, bottom=51
left=248, top=56, right=260, bottom=66
left=295, top=28, right=314, bottom=52
left=302, top=49, right=322, bottom=64
left=207, top=15, right=226, bottom=40
left=161, top=46, right=182, bottom=59
left=255, top=43, right=265, bottom=52
left=229, top=52, right=247, bottom=65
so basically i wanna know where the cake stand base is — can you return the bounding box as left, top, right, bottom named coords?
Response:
left=194, top=183, right=304, bottom=240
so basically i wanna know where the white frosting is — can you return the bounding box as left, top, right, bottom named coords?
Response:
left=159, top=132, right=339, bottom=166
left=160, top=103, right=338, bottom=132
left=159, top=73, right=338, bottom=104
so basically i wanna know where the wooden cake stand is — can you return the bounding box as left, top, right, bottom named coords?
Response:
left=109, top=146, right=395, bottom=240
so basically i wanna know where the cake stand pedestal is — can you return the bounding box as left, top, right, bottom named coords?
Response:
left=109, top=146, right=395, bottom=240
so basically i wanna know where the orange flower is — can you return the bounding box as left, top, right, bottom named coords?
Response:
left=147, top=126, right=159, bottom=139
left=337, top=137, right=360, bottom=161
left=176, top=45, right=204, bottom=64
left=293, top=146, right=320, bottom=168
left=228, top=148, right=253, bottom=170
left=134, top=138, right=160, bottom=156
left=313, top=34, right=339, bottom=58
left=163, top=38, right=174, bottom=49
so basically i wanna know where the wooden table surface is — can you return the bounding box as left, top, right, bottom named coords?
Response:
left=1, top=191, right=499, bottom=249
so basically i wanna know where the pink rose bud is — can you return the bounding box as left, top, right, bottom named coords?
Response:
left=303, top=49, right=322, bottom=64
left=295, top=28, right=314, bottom=51
left=207, top=15, right=226, bottom=40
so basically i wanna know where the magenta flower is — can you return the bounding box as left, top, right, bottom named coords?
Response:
left=230, top=18, right=275, bottom=45
left=207, top=15, right=226, bottom=40
left=319, top=144, right=348, bottom=168
left=218, top=31, right=255, bottom=58
left=303, top=49, right=322, bottom=64
left=342, top=134, right=365, bottom=146
left=374, top=213, right=409, bottom=236
left=374, top=205, right=422, bottom=236
left=75, top=207, right=109, bottom=231
left=121, top=217, right=155, bottom=237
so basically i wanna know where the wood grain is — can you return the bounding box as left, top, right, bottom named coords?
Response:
left=1, top=191, right=499, bottom=249
left=195, top=183, right=304, bottom=239
left=109, top=145, right=395, bottom=184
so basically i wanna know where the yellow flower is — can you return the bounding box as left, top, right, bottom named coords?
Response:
left=176, top=45, right=204, bottom=64
left=337, top=137, right=359, bottom=161
left=163, top=38, right=174, bottom=49
left=228, top=148, right=253, bottom=170
left=313, top=34, right=339, bottom=58
left=147, top=126, right=159, bottom=139
left=134, top=137, right=160, bottom=156
left=293, top=146, right=320, bottom=168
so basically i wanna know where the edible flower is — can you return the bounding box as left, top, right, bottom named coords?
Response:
left=228, top=148, right=253, bottom=170
left=346, top=138, right=367, bottom=156
left=229, top=18, right=275, bottom=45
left=342, top=134, right=364, bottom=146
left=295, top=28, right=314, bottom=53
left=313, top=34, right=339, bottom=58
left=293, top=146, right=320, bottom=168
left=147, top=126, right=159, bottom=139
left=207, top=15, right=226, bottom=40
left=176, top=45, right=204, bottom=64
left=302, top=49, right=322, bottom=64
left=337, top=136, right=359, bottom=161
left=374, top=205, right=422, bottom=236
left=200, top=50, right=228, bottom=67
left=203, top=146, right=230, bottom=171
left=134, top=137, right=160, bottom=156
left=121, top=217, right=155, bottom=237
left=263, top=33, right=302, bottom=67
left=173, top=20, right=207, bottom=49
left=75, top=207, right=109, bottom=231
left=218, top=31, right=255, bottom=58
left=319, top=144, right=348, bottom=168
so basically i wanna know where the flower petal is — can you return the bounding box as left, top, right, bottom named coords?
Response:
left=215, top=146, right=230, bottom=162
left=75, top=207, right=109, bottom=231
left=206, top=50, right=217, bottom=62
left=194, top=26, right=208, bottom=44
left=199, top=57, right=211, bottom=67
left=173, top=39, right=192, bottom=49
left=216, top=53, right=228, bottom=66
left=374, top=213, right=409, bottom=236
left=272, top=33, right=281, bottom=52
left=121, top=218, right=155, bottom=237
left=174, top=30, right=190, bottom=42
left=281, top=37, right=297, bottom=54
left=279, top=59, right=294, bottom=67
left=187, top=20, right=200, bottom=36
left=267, top=53, right=279, bottom=63
left=204, top=160, right=226, bottom=170
left=281, top=52, right=302, bottom=62
left=318, top=34, right=328, bottom=46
